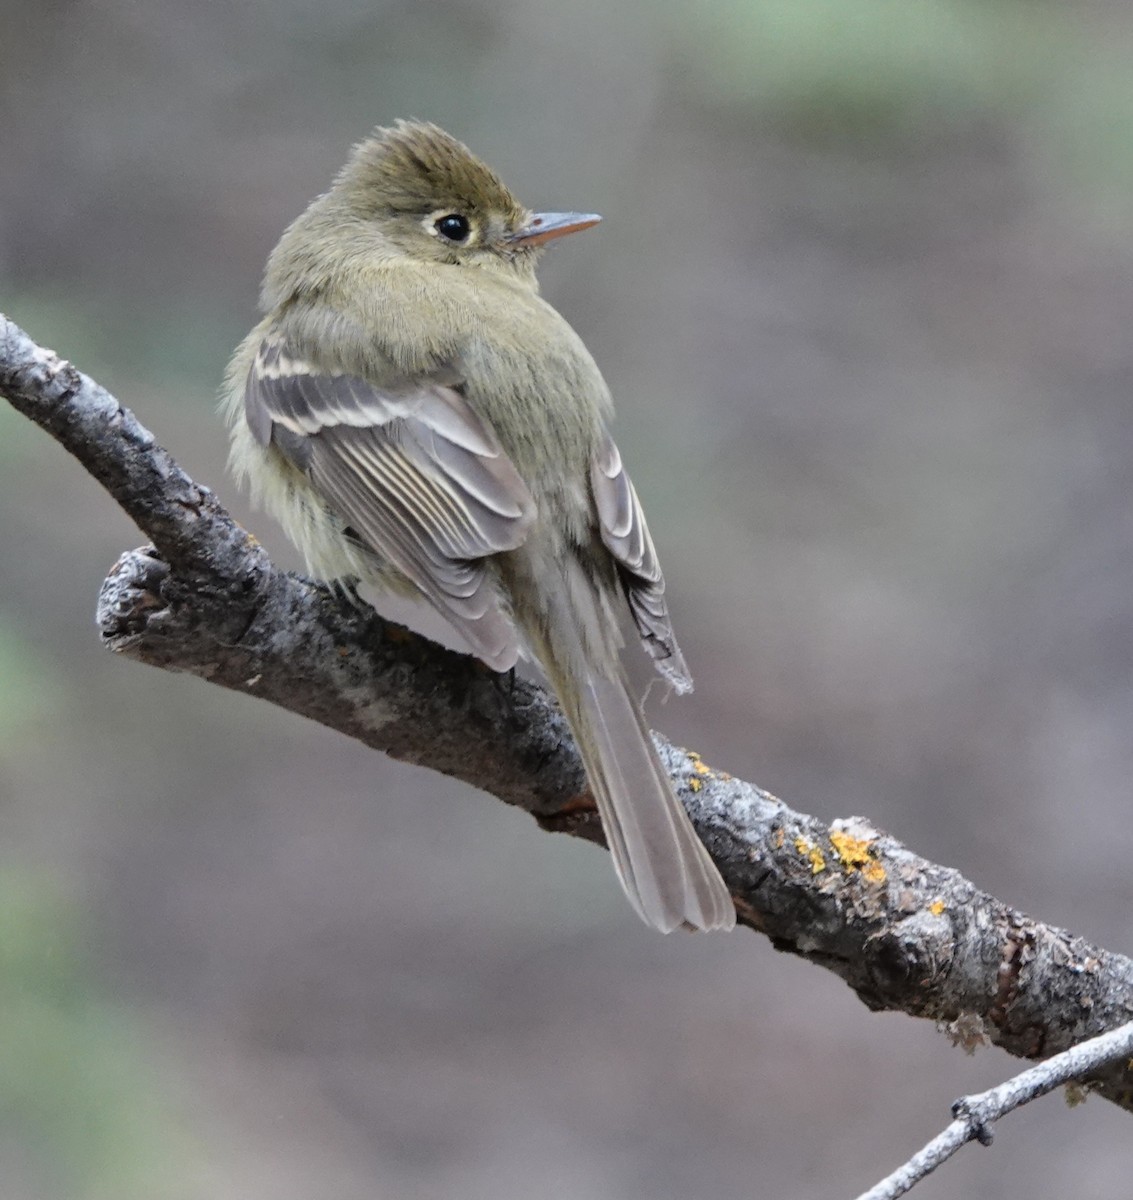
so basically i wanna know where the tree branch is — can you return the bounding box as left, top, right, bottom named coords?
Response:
left=857, top=1018, right=1133, bottom=1199
left=4, top=312, right=1133, bottom=1118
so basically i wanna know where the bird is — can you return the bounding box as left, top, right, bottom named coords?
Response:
left=222, top=120, right=735, bottom=932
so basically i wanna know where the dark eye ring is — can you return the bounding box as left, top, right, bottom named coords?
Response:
left=435, top=213, right=471, bottom=243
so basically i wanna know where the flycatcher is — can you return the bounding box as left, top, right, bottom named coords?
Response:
left=223, top=120, right=734, bottom=932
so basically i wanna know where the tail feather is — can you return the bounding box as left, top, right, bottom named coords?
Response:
left=558, top=667, right=735, bottom=933
left=523, top=554, right=734, bottom=933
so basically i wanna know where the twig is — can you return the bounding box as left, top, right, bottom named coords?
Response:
left=4, top=311, right=1133, bottom=1119
left=857, top=1020, right=1133, bottom=1199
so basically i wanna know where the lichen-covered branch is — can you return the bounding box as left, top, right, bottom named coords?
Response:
left=4, top=312, right=1133, bottom=1114
left=857, top=1019, right=1133, bottom=1199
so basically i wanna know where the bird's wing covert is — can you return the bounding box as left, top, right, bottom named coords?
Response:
left=245, top=334, right=536, bottom=670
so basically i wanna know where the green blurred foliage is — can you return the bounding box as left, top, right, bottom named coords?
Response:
left=676, top=0, right=1133, bottom=213
left=0, top=615, right=60, bottom=751
left=679, top=0, right=1034, bottom=136
left=3, top=291, right=242, bottom=393
left=0, top=871, right=184, bottom=1200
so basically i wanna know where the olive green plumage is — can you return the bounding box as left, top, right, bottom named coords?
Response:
left=223, top=120, right=734, bottom=932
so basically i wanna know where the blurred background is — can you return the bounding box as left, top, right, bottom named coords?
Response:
left=3, top=0, right=1133, bottom=1196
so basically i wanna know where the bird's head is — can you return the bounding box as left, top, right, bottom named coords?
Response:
left=326, top=120, right=600, bottom=278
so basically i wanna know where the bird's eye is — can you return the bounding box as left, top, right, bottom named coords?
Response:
left=435, top=214, right=471, bottom=243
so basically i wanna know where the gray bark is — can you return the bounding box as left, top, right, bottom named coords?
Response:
left=857, top=1019, right=1133, bottom=1199
left=4, top=311, right=1132, bottom=1113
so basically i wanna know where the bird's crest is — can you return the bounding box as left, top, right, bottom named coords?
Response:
left=336, top=120, right=526, bottom=224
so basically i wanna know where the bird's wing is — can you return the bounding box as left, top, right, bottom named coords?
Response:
left=245, top=334, right=537, bottom=671
left=590, top=429, right=692, bottom=693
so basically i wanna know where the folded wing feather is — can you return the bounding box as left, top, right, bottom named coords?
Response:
left=244, top=335, right=536, bottom=670
left=590, top=429, right=692, bottom=693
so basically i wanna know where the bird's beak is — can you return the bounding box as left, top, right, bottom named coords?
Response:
left=508, top=211, right=602, bottom=248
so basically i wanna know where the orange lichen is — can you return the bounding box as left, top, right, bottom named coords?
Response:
left=688, top=776, right=702, bottom=792
left=861, top=860, right=887, bottom=886
left=830, top=830, right=874, bottom=869
left=929, top=898, right=946, bottom=916
left=828, top=828, right=887, bottom=885
left=795, top=836, right=826, bottom=874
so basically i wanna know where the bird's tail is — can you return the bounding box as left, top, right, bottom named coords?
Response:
left=538, top=566, right=735, bottom=933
